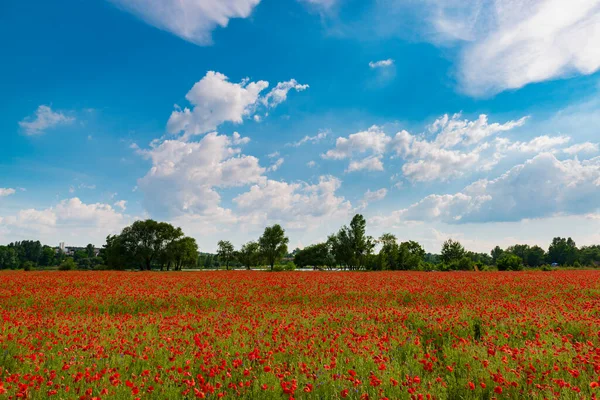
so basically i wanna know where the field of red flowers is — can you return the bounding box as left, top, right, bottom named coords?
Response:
left=1, top=271, right=599, bottom=399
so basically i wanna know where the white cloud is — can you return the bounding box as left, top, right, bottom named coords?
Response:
left=0, top=198, right=128, bottom=245
left=109, top=0, right=262, bottom=46
left=0, top=188, right=16, bottom=197
left=267, top=157, right=284, bottom=172
left=287, top=129, right=329, bottom=147
left=448, top=0, right=600, bottom=95
left=358, top=188, right=387, bottom=209
left=429, top=113, right=528, bottom=148
left=307, top=160, right=317, bottom=168
left=372, top=153, right=600, bottom=227
left=261, top=79, right=309, bottom=108
left=137, top=132, right=265, bottom=217
left=19, top=105, right=74, bottom=135
left=234, top=176, right=352, bottom=228
left=346, top=156, right=384, bottom=173
left=369, top=59, right=394, bottom=68
left=114, top=200, right=127, bottom=211
left=563, top=142, right=599, bottom=155
left=497, top=135, right=571, bottom=153
left=323, top=125, right=390, bottom=159
left=166, top=72, right=306, bottom=138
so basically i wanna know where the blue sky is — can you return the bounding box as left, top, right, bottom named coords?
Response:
left=1, top=0, right=600, bottom=253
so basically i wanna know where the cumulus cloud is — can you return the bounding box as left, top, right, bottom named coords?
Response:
left=261, top=79, right=309, bottom=108
left=346, top=156, right=384, bottom=173
left=0, top=198, right=128, bottom=245
left=18, top=105, right=74, bottom=135
left=322, top=125, right=390, bottom=160
left=109, top=0, right=262, bottom=46
left=234, top=176, right=352, bottom=228
left=167, top=72, right=307, bottom=138
left=114, top=200, right=127, bottom=211
left=369, top=59, right=394, bottom=68
left=563, top=142, right=599, bottom=155
left=267, top=157, right=284, bottom=172
left=0, top=188, right=16, bottom=197
left=372, top=153, right=600, bottom=227
left=137, top=132, right=265, bottom=218
left=358, top=188, right=387, bottom=209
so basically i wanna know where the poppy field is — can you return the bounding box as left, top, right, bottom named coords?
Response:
left=1, top=271, right=600, bottom=399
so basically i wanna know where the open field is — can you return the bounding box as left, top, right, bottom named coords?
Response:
left=1, top=271, right=599, bottom=399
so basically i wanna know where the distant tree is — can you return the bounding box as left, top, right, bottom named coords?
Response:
left=378, top=233, right=399, bottom=270
left=86, top=243, right=95, bottom=258
left=294, top=243, right=333, bottom=269
left=237, top=241, right=261, bottom=270
left=548, top=237, right=578, bottom=266
left=497, top=253, right=523, bottom=271
left=441, top=239, right=465, bottom=264
left=217, top=240, right=236, bottom=270
left=330, top=215, right=374, bottom=270
left=0, top=246, right=19, bottom=269
left=167, top=237, right=199, bottom=271
left=526, top=245, right=546, bottom=267
left=579, top=245, right=600, bottom=266
left=398, top=241, right=426, bottom=270
left=39, top=246, right=55, bottom=267
left=258, top=224, right=289, bottom=271
left=74, top=250, right=88, bottom=262
left=120, top=220, right=183, bottom=270
left=58, top=257, right=77, bottom=271
left=491, top=246, right=504, bottom=265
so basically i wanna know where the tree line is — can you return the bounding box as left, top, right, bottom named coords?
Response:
left=1, top=214, right=599, bottom=271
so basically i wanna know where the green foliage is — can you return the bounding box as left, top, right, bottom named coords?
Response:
left=58, top=258, right=77, bottom=271
left=258, top=224, right=289, bottom=270
left=237, top=241, right=261, bottom=270
left=441, top=239, right=465, bottom=264
left=548, top=237, right=578, bottom=266
left=166, top=237, right=198, bottom=270
left=217, top=240, right=235, bottom=270
left=22, top=261, right=35, bottom=271
left=293, top=242, right=334, bottom=269
left=497, top=253, right=523, bottom=271
left=329, top=214, right=375, bottom=270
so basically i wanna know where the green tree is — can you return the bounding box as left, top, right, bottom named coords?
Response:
left=330, top=215, right=374, bottom=270
left=86, top=243, right=95, bottom=258
left=217, top=240, right=235, bottom=270
left=0, top=246, right=19, bottom=269
left=237, top=241, right=261, bottom=270
left=378, top=233, right=399, bottom=270
left=293, top=243, right=333, bottom=269
left=120, top=220, right=183, bottom=270
left=39, top=246, right=55, bottom=267
left=398, top=241, right=426, bottom=270
left=441, top=239, right=465, bottom=264
left=258, top=224, right=289, bottom=271
left=491, top=246, right=504, bottom=265
left=526, top=245, right=545, bottom=267
left=167, top=237, right=199, bottom=271
left=497, top=253, right=523, bottom=271
left=548, top=237, right=578, bottom=266
left=58, top=257, right=77, bottom=271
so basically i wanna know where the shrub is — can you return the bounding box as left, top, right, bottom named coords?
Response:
left=497, top=253, right=523, bottom=271
left=22, top=261, right=35, bottom=271
left=59, top=258, right=77, bottom=271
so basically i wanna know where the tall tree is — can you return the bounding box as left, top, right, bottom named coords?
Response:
left=258, top=224, right=289, bottom=271
left=548, top=237, right=578, bottom=266
left=441, top=239, right=465, bottom=264
left=217, top=240, right=235, bottom=270
left=86, top=243, right=95, bottom=258
left=491, top=246, right=504, bottom=265
left=167, top=237, right=199, bottom=271
left=237, top=241, right=261, bottom=270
